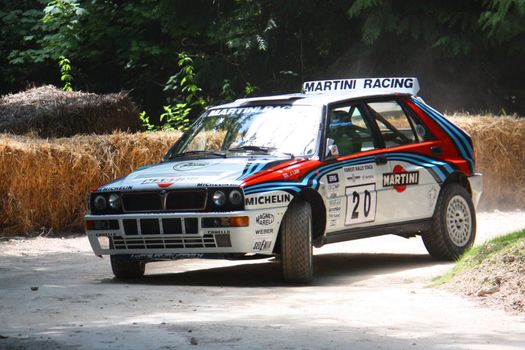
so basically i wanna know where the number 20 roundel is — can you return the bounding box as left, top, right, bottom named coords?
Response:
left=345, top=184, right=376, bottom=225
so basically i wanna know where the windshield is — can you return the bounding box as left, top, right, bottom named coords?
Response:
left=169, top=105, right=323, bottom=158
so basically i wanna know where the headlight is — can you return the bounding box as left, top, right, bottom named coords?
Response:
left=212, top=190, right=226, bottom=206
left=108, top=193, right=121, bottom=209
left=93, top=195, right=107, bottom=210
left=229, top=190, right=243, bottom=206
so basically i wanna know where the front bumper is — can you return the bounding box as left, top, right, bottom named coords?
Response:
left=85, top=208, right=286, bottom=259
left=468, top=173, right=483, bottom=209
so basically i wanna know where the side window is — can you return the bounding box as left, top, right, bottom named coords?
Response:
left=366, top=101, right=428, bottom=148
left=327, top=104, right=376, bottom=157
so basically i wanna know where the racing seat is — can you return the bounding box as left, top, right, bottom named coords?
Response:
left=328, top=111, right=362, bottom=156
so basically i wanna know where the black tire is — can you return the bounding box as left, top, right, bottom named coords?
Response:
left=110, top=255, right=145, bottom=279
left=281, top=201, right=313, bottom=284
left=422, top=183, right=476, bottom=260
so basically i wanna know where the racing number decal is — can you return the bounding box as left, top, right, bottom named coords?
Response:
left=345, top=183, right=376, bottom=225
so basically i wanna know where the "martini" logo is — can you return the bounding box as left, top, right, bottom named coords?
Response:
left=382, top=165, right=419, bottom=193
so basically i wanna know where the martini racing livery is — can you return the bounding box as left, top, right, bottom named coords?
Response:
left=85, top=77, right=483, bottom=284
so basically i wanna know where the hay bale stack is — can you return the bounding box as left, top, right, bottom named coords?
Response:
left=0, top=135, right=100, bottom=232
left=0, top=131, right=180, bottom=234
left=0, top=85, right=140, bottom=137
left=450, top=115, right=525, bottom=210
left=0, top=115, right=524, bottom=235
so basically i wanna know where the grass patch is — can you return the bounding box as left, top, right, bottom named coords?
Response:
left=433, top=229, right=525, bottom=285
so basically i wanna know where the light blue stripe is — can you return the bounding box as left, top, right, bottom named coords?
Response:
left=412, top=99, right=474, bottom=171
left=244, top=186, right=301, bottom=194
left=386, top=155, right=447, bottom=182
left=239, top=161, right=269, bottom=180
left=388, top=152, right=454, bottom=174
left=417, top=100, right=474, bottom=156
left=243, top=152, right=455, bottom=193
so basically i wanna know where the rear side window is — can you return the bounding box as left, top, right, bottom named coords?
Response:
left=366, top=100, right=430, bottom=148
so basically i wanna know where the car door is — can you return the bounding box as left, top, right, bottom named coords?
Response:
left=320, top=102, right=391, bottom=234
left=362, top=98, right=441, bottom=225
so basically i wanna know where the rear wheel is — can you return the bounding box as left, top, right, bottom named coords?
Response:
left=281, top=201, right=313, bottom=284
left=422, top=184, right=476, bottom=260
left=110, top=255, right=145, bottom=279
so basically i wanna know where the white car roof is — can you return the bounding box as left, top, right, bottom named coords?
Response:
left=214, top=77, right=419, bottom=109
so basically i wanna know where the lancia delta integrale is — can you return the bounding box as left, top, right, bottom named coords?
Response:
left=85, top=77, right=483, bottom=284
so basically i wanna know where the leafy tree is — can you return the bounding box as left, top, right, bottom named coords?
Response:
left=1, top=0, right=524, bottom=115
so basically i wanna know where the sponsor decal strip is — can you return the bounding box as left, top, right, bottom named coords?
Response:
left=385, top=153, right=454, bottom=183
left=411, top=98, right=474, bottom=173
left=244, top=153, right=454, bottom=194
left=238, top=161, right=272, bottom=180
left=244, top=185, right=302, bottom=195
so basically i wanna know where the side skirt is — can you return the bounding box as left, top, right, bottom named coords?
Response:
left=319, top=219, right=432, bottom=246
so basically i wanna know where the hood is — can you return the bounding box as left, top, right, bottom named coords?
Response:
left=95, top=157, right=292, bottom=192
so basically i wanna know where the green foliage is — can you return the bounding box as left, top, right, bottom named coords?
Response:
left=159, top=105, right=191, bottom=131
left=138, top=111, right=155, bottom=131
left=433, top=229, right=525, bottom=285
left=140, top=52, right=206, bottom=132
left=58, top=55, right=73, bottom=91
left=214, top=1, right=277, bottom=54
left=1, top=1, right=524, bottom=114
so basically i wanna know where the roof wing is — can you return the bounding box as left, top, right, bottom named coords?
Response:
left=302, top=77, right=419, bottom=96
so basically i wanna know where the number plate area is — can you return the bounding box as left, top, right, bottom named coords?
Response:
left=345, top=183, right=377, bottom=225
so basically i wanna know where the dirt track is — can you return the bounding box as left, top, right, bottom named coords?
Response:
left=1, top=211, right=525, bottom=350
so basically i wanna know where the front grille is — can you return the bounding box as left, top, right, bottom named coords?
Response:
left=166, top=190, right=207, bottom=211
left=140, top=219, right=160, bottom=234
left=123, top=217, right=200, bottom=235
left=162, top=218, right=183, bottom=234
left=123, top=192, right=162, bottom=212
left=112, top=234, right=231, bottom=250
left=122, top=190, right=207, bottom=212
left=114, top=216, right=232, bottom=250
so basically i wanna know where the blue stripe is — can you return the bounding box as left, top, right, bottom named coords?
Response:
left=412, top=98, right=474, bottom=172
left=243, top=152, right=455, bottom=194
left=415, top=99, right=474, bottom=156
left=238, top=161, right=268, bottom=180
left=244, top=186, right=301, bottom=195
left=386, top=152, right=455, bottom=180
left=385, top=154, right=447, bottom=182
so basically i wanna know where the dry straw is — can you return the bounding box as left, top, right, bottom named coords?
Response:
left=450, top=115, right=525, bottom=211
left=0, top=132, right=180, bottom=234
left=0, top=86, right=140, bottom=137
left=0, top=115, right=523, bottom=235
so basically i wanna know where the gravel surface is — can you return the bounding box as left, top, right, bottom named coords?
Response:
left=0, top=211, right=524, bottom=349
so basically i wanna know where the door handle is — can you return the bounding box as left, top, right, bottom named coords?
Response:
left=375, top=155, right=387, bottom=165
left=431, top=146, right=443, bottom=156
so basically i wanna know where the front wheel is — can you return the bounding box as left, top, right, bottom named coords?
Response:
left=110, top=255, right=145, bottom=279
left=281, top=201, right=313, bottom=284
left=422, top=184, right=476, bottom=260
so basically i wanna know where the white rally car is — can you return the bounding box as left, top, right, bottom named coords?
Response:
left=85, top=77, right=483, bottom=284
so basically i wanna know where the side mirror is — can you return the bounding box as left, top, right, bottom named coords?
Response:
left=327, top=144, right=339, bottom=157
left=326, top=138, right=339, bottom=159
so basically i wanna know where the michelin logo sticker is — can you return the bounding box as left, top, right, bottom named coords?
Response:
left=245, top=191, right=292, bottom=209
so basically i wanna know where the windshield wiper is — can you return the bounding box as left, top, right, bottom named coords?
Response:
left=228, top=145, right=272, bottom=153
left=228, top=146, right=295, bottom=159
left=166, top=150, right=227, bottom=160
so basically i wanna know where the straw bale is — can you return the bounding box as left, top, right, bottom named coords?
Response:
left=0, top=115, right=524, bottom=236
left=0, top=85, right=140, bottom=137
left=450, top=115, right=525, bottom=210
left=0, top=131, right=180, bottom=234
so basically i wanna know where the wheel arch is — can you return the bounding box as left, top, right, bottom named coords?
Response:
left=293, top=188, right=327, bottom=244
left=273, top=188, right=326, bottom=254
left=442, top=171, right=471, bottom=195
